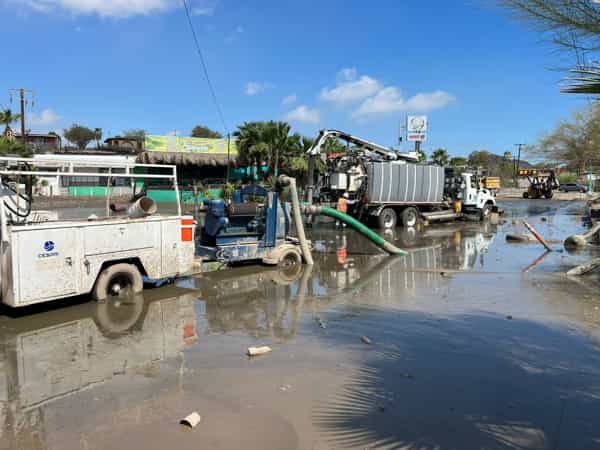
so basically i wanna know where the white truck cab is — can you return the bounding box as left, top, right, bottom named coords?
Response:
left=460, top=173, right=496, bottom=218
left=0, top=157, right=197, bottom=307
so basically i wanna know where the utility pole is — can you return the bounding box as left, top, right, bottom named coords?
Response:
left=226, top=133, right=231, bottom=184
left=9, top=88, right=33, bottom=143
left=514, top=143, right=525, bottom=186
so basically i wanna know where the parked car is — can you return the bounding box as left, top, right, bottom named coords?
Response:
left=558, top=183, right=587, bottom=193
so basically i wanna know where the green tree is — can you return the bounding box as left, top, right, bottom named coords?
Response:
left=431, top=148, right=449, bottom=166
left=64, top=124, right=96, bottom=149
left=501, top=1, right=600, bottom=93
left=532, top=103, right=600, bottom=172
left=417, top=149, right=427, bottom=162
left=0, top=138, right=31, bottom=156
left=503, top=151, right=513, bottom=161
left=468, top=150, right=494, bottom=168
left=501, top=0, right=600, bottom=54
left=191, top=125, right=223, bottom=139
left=450, top=156, right=468, bottom=167
left=234, top=121, right=299, bottom=177
left=0, top=109, right=21, bottom=136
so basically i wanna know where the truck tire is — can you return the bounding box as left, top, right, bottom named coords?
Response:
left=377, top=208, right=397, bottom=229
left=522, top=192, right=529, bottom=199
left=480, top=204, right=492, bottom=221
left=92, top=263, right=143, bottom=301
left=545, top=190, right=554, bottom=199
left=278, top=247, right=302, bottom=268
left=401, top=207, right=418, bottom=228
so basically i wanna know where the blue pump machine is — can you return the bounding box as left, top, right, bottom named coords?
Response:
left=197, top=184, right=296, bottom=264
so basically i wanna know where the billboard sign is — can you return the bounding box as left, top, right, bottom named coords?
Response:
left=406, top=115, right=427, bottom=142
left=145, top=135, right=238, bottom=154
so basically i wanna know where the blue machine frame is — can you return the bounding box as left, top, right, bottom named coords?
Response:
left=197, top=185, right=292, bottom=264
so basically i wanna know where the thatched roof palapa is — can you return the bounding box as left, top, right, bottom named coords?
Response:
left=137, top=151, right=237, bottom=167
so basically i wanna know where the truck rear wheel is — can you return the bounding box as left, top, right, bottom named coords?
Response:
left=545, top=190, right=554, bottom=199
left=377, top=208, right=397, bottom=229
left=93, top=263, right=143, bottom=301
left=401, top=207, right=419, bottom=228
left=480, top=204, right=492, bottom=221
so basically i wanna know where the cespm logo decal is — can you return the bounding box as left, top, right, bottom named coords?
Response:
left=38, top=240, right=59, bottom=258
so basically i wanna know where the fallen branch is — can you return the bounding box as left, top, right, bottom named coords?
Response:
left=566, top=258, right=600, bottom=276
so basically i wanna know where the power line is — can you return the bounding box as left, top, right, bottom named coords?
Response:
left=181, top=0, right=229, bottom=135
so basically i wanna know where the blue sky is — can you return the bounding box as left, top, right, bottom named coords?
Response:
left=0, top=0, right=589, bottom=158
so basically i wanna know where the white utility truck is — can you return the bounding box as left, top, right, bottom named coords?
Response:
left=0, top=157, right=196, bottom=307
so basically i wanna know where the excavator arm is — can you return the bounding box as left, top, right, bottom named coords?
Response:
left=306, top=129, right=418, bottom=161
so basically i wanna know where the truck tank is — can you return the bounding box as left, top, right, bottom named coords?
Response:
left=366, top=161, right=445, bottom=204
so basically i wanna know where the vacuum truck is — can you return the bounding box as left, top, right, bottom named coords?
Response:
left=306, top=130, right=497, bottom=229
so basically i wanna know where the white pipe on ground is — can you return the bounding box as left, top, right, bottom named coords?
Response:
left=279, top=176, right=314, bottom=266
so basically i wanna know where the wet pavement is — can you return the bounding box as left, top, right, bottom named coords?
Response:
left=4, top=199, right=600, bottom=449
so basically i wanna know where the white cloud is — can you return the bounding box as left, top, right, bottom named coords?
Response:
left=353, top=88, right=455, bottom=119
left=285, top=105, right=320, bottom=124
left=15, top=0, right=217, bottom=18
left=320, top=68, right=382, bottom=104
left=245, top=81, right=270, bottom=96
left=320, top=68, right=455, bottom=120
left=282, top=94, right=297, bottom=106
left=28, top=109, right=60, bottom=127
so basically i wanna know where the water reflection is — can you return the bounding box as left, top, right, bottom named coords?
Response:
left=0, top=288, right=198, bottom=448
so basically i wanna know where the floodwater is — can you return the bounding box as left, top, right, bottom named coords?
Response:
left=3, top=199, right=600, bottom=449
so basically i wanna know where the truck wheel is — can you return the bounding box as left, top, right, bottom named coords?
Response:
left=377, top=208, right=397, bottom=229
left=522, top=192, right=529, bottom=199
left=93, top=263, right=143, bottom=301
left=545, top=190, right=554, bottom=199
left=278, top=247, right=302, bottom=268
left=401, top=207, right=418, bottom=228
left=274, top=248, right=303, bottom=283
left=480, top=204, right=492, bottom=221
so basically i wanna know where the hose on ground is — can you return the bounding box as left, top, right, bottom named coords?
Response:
left=307, top=205, right=407, bottom=256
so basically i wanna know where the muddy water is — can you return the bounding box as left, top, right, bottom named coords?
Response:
left=2, top=200, right=600, bottom=449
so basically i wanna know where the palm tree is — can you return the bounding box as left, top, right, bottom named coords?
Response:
left=0, top=109, right=22, bottom=137
left=431, top=148, right=450, bottom=166
left=234, top=121, right=301, bottom=178
left=94, top=128, right=103, bottom=148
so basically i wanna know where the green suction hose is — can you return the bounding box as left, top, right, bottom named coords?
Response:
left=308, top=205, right=407, bottom=256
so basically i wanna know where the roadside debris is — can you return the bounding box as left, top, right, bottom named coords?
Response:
left=316, top=317, right=327, bottom=329
left=523, top=221, right=553, bottom=251
left=361, top=336, right=372, bottom=345
left=506, top=234, right=534, bottom=243
left=566, top=258, right=600, bottom=277
left=247, top=346, right=272, bottom=357
left=564, top=223, right=600, bottom=250
left=180, top=412, right=202, bottom=428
